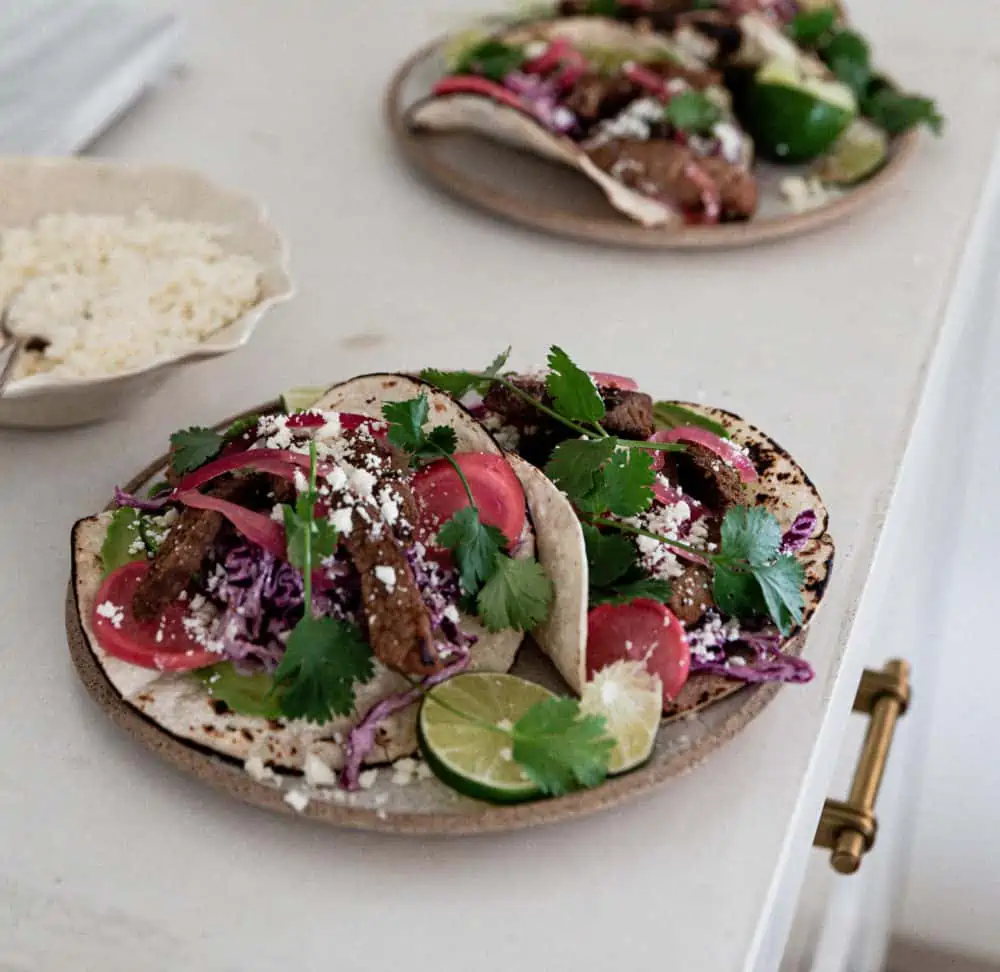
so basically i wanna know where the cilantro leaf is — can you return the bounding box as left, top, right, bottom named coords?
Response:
left=719, top=505, right=782, bottom=567
left=169, top=426, right=223, bottom=475
left=383, top=396, right=430, bottom=454
left=512, top=698, right=613, bottom=796
left=437, top=506, right=508, bottom=595
left=455, top=40, right=525, bottom=83
left=713, top=564, right=764, bottom=620
left=419, top=348, right=511, bottom=400
left=863, top=86, right=943, bottom=136
left=582, top=523, right=636, bottom=588
left=753, top=556, right=805, bottom=635
left=194, top=663, right=283, bottom=719
left=819, top=29, right=871, bottom=98
left=589, top=576, right=673, bottom=607
left=602, top=447, right=655, bottom=517
left=546, top=346, right=606, bottom=426
left=274, top=615, right=374, bottom=723
left=100, top=507, right=149, bottom=575
left=224, top=415, right=261, bottom=441
left=477, top=554, right=553, bottom=632
left=419, top=368, right=482, bottom=398
left=425, top=424, right=458, bottom=457
left=786, top=5, right=836, bottom=45
left=545, top=438, right=617, bottom=505
left=664, top=90, right=722, bottom=135
left=652, top=401, right=730, bottom=439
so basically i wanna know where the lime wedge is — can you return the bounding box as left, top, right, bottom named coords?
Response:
left=744, top=58, right=856, bottom=163
left=418, top=673, right=554, bottom=804
left=812, top=118, right=889, bottom=186
left=580, top=661, right=662, bottom=775
left=280, top=386, right=328, bottom=413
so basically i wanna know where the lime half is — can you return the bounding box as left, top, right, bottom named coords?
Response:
left=580, top=661, right=662, bottom=775
left=813, top=118, right=889, bottom=186
left=280, top=386, right=328, bottom=413
left=745, top=58, right=856, bottom=163
left=418, top=673, right=553, bottom=804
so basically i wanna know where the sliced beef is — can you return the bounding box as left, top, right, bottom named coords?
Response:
left=672, top=442, right=749, bottom=513
left=565, top=72, right=643, bottom=126
left=342, top=527, right=437, bottom=677
left=588, top=137, right=757, bottom=221
left=603, top=388, right=655, bottom=439
left=483, top=375, right=654, bottom=459
left=645, top=58, right=722, bottom=90
left=669, top=564, right=714, bottom=624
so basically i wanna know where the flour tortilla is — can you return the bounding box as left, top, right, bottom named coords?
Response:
left=70, top=375, right=535, bottom=772
left=520, top=401, right=834, bottom=718
left=407, top=18, right=753, bottom=228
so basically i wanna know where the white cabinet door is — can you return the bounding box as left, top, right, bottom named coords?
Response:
left=780, top=139, right=1000, bottom=972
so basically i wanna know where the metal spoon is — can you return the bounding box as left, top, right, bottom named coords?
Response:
left=0, top=298, right=48, bottom=396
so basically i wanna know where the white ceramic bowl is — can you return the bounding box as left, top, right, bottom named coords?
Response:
left=0, top=157, right=294, bottom=428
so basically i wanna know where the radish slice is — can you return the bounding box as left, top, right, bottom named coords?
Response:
left=589, top=371, right=639, bottom=391
left=650, top=426, right=758, bottom=482
left=411, top=453, right=526, bottom=548
left=623, top=61, right=669, bottom=97
left=174, top=491, right=287, bottom=559
left=587, top=599, right=691, bottom=706
left=433, top=76, right=527, bottom=113
left=91, top=563, right=219, bottom=672
left=523, top=38, right=584, bottom=76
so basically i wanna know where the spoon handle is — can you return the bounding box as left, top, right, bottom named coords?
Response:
left=0, top=336, right=24, bottom=396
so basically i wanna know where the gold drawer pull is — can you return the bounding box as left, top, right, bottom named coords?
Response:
left=813, top=660, right=911, bottom=875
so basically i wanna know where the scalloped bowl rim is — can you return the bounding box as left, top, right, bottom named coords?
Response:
left=0, top=160, right=295, bottom=400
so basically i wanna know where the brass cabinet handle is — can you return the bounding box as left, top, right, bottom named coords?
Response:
left=813, top=660, right=911, bottom=875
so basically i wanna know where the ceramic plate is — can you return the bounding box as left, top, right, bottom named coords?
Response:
left=386, top=37, right=919, bottom=250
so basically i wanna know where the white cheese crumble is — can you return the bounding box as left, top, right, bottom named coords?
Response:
left=347, top=466, right=377, bottom=499
left=780, top=175, right=840, bottom=214
left=244, top=756, right=279, bottom=784
left=374, top=566, right=397, bottom=592
left=588, top=96, right=665, bottom=147
left=330, top=507, right=353, bottom=536
left=95, top=600, right=125, bottom=629
left=327, top=466, right=348, bottom=492
left=284, top=788, right=310, bottom=813
left=358, top=768, right=379, bottom=790
left=304, top=752, right=337, bottom=787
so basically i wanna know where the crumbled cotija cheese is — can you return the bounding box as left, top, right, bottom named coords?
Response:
left=3, top=208, right=263, bottom=381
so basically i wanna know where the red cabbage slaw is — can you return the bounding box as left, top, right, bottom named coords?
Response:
left=687, top=617, right=814, bottom=683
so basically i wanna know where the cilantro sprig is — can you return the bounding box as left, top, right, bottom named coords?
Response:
left=168, top=414, right=263, bottom=476
left=784, top=7, right=943, bottom=136
left=664, top=90, right=722, bottom=135
left=426, top=690, right=614, bottom=796
left=422, top=346, right=808, bottom=633
left=381, top=395, right=553, bottom=633
left=272, top=440, right=374, bottom=723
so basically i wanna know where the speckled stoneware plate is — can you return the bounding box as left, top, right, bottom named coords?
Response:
left=65, top=401, right=833, bottom=835
left=385, top=36, right=919, bottom=250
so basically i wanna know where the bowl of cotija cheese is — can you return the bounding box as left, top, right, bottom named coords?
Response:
left=0, top=158, right=293, bottom=428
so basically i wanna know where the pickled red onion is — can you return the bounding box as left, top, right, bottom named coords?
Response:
left=650, top=426, right=757, bottom=482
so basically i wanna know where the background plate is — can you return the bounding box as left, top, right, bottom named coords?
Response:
left=65, top=401, right=812, bottom=835
left=386, top=36, right=920, bottom=250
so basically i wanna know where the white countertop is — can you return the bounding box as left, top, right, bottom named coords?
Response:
left=3, top=3, right=999, bottom=971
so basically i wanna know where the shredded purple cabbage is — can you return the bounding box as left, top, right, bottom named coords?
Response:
left=114, top=485, right=170, bottom=512
left=340, top=650, right=471, bottom=790
left=780, top=510, right=817, bottom=554
left=503, top=72, right=578, bottom=134
left=686, top=612, right=814, bottom=684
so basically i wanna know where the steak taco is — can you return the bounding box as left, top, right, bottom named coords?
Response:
left=71, top=376, right=549, bottom=788
left=408, top=16, right=758, bottom=226
left=420, top=346, right=834, bottom=719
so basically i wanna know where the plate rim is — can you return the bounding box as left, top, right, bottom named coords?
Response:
left=64, top=399, right=801, bottom=836
left=384, top=35, right=921, bottom=250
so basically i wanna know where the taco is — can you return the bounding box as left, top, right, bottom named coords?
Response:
left=408, top=16, right=758, bottom=226
left=70, top=376, right=546, bottom=786
left=420, top=348, right=834, bottom=719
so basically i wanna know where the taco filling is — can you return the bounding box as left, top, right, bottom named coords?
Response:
left=421, top=346, right=834, bottom=715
